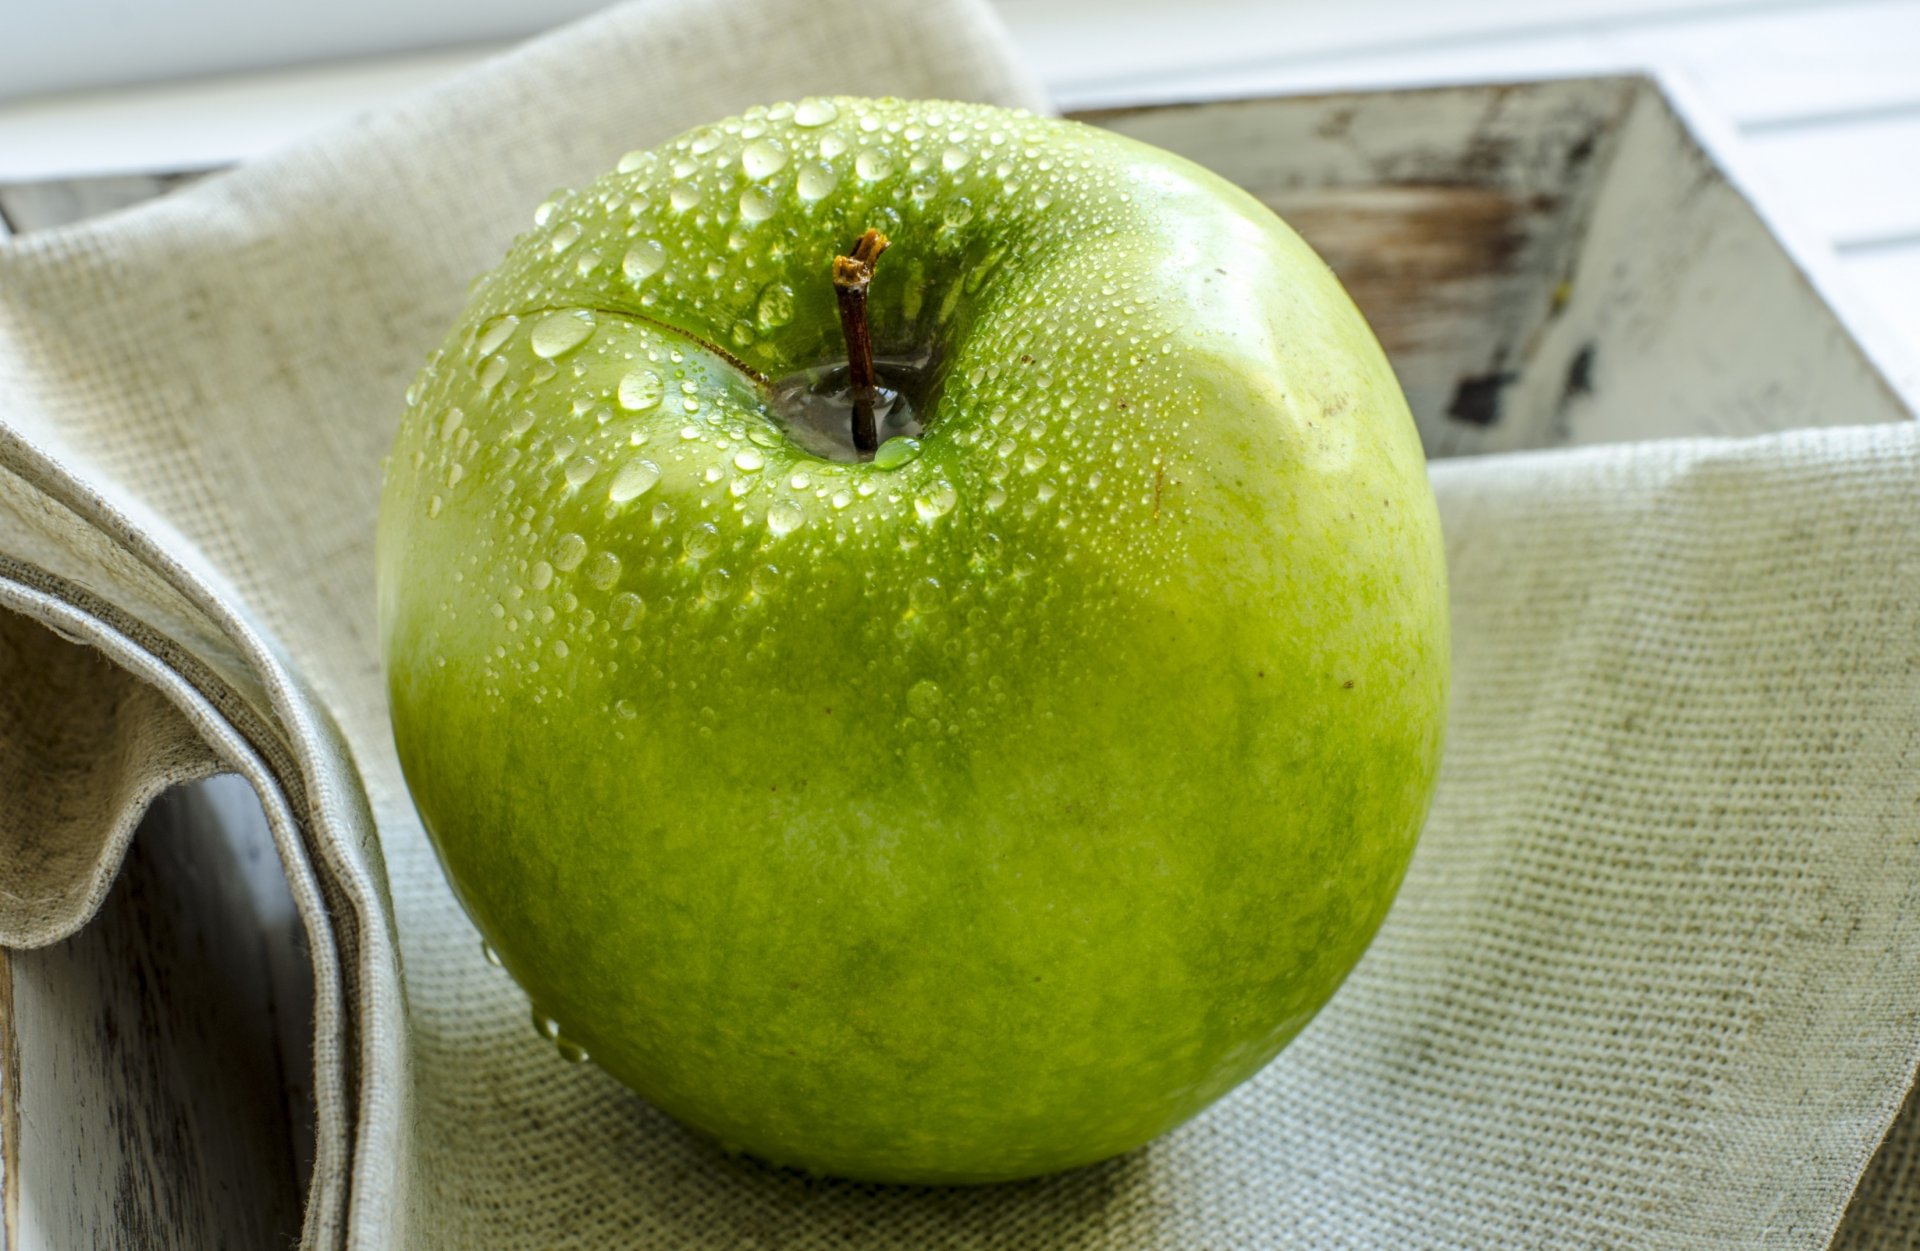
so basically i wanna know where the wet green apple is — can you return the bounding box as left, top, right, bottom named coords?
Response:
left=378, top=96, right=1448, bottom=1184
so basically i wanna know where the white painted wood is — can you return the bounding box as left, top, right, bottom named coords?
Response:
left=1742, top=110, right=1920, bottom=248
left=0, top=785, right=306, bottom=1250
left=1842, top=244, right=1920, bottom=366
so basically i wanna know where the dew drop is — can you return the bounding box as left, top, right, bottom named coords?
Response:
left=652, top=501, right=676, bottom=525
left=738, top=185, right=776, bottom=223
left=941, top=145, right=971, bottom=171
left=751, top=565, right=782, bottom=595
left=614, top=697, right=639, bottom=719
left=915, top=481, right=958, bottom=521
left=872, top=437, right=922, bottom=470
left=618, top=368, right=664, bottom=411
left=608, top=459, right=661, bottom=503
left=855, top=148, right=895, bottom=181
left=482, top=942, right=503, bottom=967
left=530, top=311, right=595, bottom=359
left=742, top=138, right=788, bottom=179
left=910, top=578, right=944, bottom=613
left=670, top=183, right=703, bottom=212
left=477, top=356, right=508, bottom=394
left=793, top=98, right=839, bottom=127
left=440, top=407, right=465, bottom=440
left=622, top=239, right=667, bottom=284
left=549, top=221, right=582, bottom=253
left=796, top=162, right=839, bottom=202
left=530, top=561, right=555, bottom=590
left=564, top=457, right=598, bottom=489
left=702, top=568, right=732, bottom=601
left=587, top=549, right=622, bottom=590
left=734, top=449, right=765, bottom=472
left=907, top=679, right=942, bottom=718
left=766, top=500, right=805, bottom=536
left=610, top=592, right=645, bottom=628
left=685, top=523, right=721, bottom=559
left=690, top=129, right=724, bottom=156
left=475, top=315, right=519, bottom=356
left=427, top=494, right=444, bottom=518
left=1023, top=447, right=1049, bottom=473
left=616, top=150, right=647, bottom=173
left=552, top=533, right=588, bottom=571
left=555, top=1036, right=590, bottom=1064
left=755, top=283, right=795, bottom=330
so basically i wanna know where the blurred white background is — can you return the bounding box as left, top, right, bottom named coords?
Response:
left=2, top=0, right=1917, bottom=355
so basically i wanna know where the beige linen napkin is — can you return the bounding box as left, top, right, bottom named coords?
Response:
left=3, top=0, right=1918, bottom=1245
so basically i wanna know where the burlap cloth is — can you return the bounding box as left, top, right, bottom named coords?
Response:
left=3, top=0, right=1918, bottom=1245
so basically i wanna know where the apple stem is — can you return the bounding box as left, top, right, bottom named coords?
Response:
left=833, top=229, right=891, bottom=456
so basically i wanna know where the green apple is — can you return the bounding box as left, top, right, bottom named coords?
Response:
left=378, top=96, right=1448, bottom=1184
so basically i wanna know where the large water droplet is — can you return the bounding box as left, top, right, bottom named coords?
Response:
left=618, top=368, right=664, bottom=411
left=549, top=221, right=582, bottom=253
left=477, top=356, right=508, bottom=395
left=608, top=459, right=661, bottom=503
left=793, top=98, right=839, bottom=127
left=610, top=592, right=645, bottom=628
left=756, top=284, right=795, bottom=330
left=738, top=185, right=776, bottom=223
left=910, top=578, right=944, bottom=613
left=742, top=139, right=788, bottom=179
left=552, top=532, right=587, bottom=571
left=796, top=162, right=838, bottom=203
left=907, top=679, right=941, bottom=719
left=685, top=524, right=721, bottom=559
left=670, top=183, right=703, bottom=212
left=915, top=480, right=959, bottom=521
left=766, top=500, right=804, bottom=536
left=622, top=239, right=666, bottom=284
left=530, top=311, right=595, bottom=359
left=702, top=568, right=732, bottom=601
left=475, top=315, right=519, bottom=356
left=941, top=145, right=971, bottom=171
left=530, top=560, right=555, bottom=590
left=587, top=549, right=622, bottom=590
left=564, top=456, right=598, bottom=489
left=855, top=148, right=895, bottom=181
left=872, top=437, right=923, bottom=470
left=734, top=449, right=765, bottom=472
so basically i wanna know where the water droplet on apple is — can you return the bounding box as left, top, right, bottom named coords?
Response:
left=552, top=638, right=570, bottom=660
left=530, top=561, right=555, bottom=590
left=910, top=578, right=944, bottom=613
left=554, top=1034, right=591, bottom=1063
left=741, top=138, right=788, bottom=179
left=690, top=128, right=723, bottom=156
left=1023, top=447, right=1049, bottom=473
left=552, top=533, right=587, bottom=571
left=610, top=592, right=645, bottom=628
left=586, top=550, right=621, bottom=590
left=614, top=697, right=638, bottom=719
left=616, top=150, right=647, bottom=173
left=564, top=457, right=598, bottom=489
left=1036, top=481, right=1057, bottom=503
left=756, top=283, right=795, bottom=330
left=855, top=148, right=894, bottom=181
left=532, top=1008, right=559, bottom=1041
left=907, top=679, right=941, bottom=718
left=622, top=239, right=666, bottom=284
left=793, top=98, right=839, bottom=127
left=941, top=145, right=971, bottom=171
left=766, top=500, right=805, bottom=536
left=549, top=221, right=581, bottom=253
left=475, top=315, right=519, bottom=356
left=738, top=185, right=776, bottom=223
left=796, top=162, right=838, bottom=202
left=670, top=183, right=703, bottom=212
left=751, top=565, right=782, bottom=595
left=438, top=407, right=464, bottom=440
left=914, top=481, right=958, bottom=521
left=685, top=524, right=721, bottom=559
left=734, top=449, right=765, bottom=472
left=830, top=490, right=852, bottom=510
left=530, top=311, right=595, bottom=359
left=481, top=942, right=503, bottom=967
left=618, top=369, right=664, bottom=413
left=533, top=199, right=558, bottom=226
left=608, top=459, right=661, bottom=503
left=985, top=486, right=1007, bottom=511
left=651, top=501, right=676, bottom=525
left=871, top=437, right=922, bottom=470
left=703, top=568, right=732, bottom=600
left=427, top=494, right=444, bottom=518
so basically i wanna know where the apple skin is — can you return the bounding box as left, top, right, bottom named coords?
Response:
left=378, top=97, right=1448, bottom=1184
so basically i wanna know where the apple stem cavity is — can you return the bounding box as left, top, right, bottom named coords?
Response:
left=833, top=229, right=891, bottom=456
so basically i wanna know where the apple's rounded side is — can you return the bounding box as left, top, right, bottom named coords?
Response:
left=378, top=99, right=1448, bottom=1184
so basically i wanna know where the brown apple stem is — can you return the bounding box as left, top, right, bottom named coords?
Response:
left=833, top=228, right=891, bottom=456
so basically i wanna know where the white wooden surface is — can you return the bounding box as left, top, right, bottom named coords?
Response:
left=4, top=0, right=1912, bottom=372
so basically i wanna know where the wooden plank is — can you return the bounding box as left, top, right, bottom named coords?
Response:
left=0, top=785, right=306, bottom=1250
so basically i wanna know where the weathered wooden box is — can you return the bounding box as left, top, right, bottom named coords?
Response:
left=3, top=73, right=1913, bottom=1248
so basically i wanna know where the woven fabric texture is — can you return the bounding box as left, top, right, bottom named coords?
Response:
left=2, top=0, right=1917, bottom=1245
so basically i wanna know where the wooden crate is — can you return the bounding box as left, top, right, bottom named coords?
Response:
left=2, top=72, right=1912, bottom=1248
